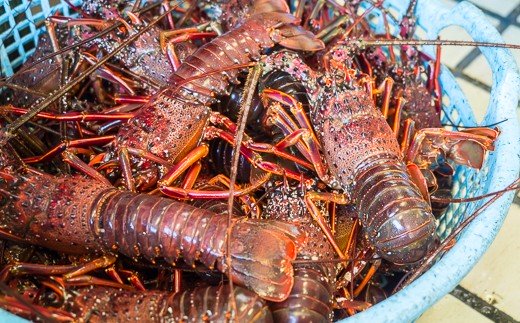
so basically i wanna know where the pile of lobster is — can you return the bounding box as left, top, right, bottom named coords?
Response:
left=0, top=0, right=514, bottom=321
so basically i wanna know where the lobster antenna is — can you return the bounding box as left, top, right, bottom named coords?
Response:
left=343, top=0, right=384, bottom=37
left=293, top=256, right=382, bottom=265
left=431, top=183, right=520, bottom=203
left=441, top=119, right=508, bottom=129
left=317, top=0, right=382, bottom=41
left=0, top=4, right=180, bottom=145
left=357, top=38, right=520, bottom=50
left=394, top=178, right=520, bottom=292
left=225, top=64, right=263, bottom=319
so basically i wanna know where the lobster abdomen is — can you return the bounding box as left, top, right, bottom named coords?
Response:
left=353, top=158, right=437, bottom=264
left=69, top=285, right=273, bottom=322
left=270, top=267, right=333, bottom=322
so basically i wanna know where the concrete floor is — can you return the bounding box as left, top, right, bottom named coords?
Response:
left=417, top=0, right=520, bottom=322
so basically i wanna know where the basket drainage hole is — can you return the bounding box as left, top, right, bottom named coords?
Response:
left=19, top=25, right=31, bottom=38
left=8, top=49, right=20, bottom=62
left=11, top=0, right=23, bottom=9
left=31, top=4, right=42, bottom=16
left=3, top=35, right=15, bottom=48
left=14, top=12, right=27, bottom=24
left=0, top=21, right=10, bottom=34
left=23, top=39, right=35, bottom=52
left=50, top=0, right=62, bottom=8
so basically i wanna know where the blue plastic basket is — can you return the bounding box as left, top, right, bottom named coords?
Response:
left=0, top=0, right=519, bottom=322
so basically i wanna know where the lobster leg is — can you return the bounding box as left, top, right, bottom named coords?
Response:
left=160, top=170, right=271, bottom=200
left=406, top=127, right=499, bottom=169
left=48, top=15, right=111, bottom=29
left=118, top=147, right=136, bottom=192
left=261, top=89, right=329, bottom=181
left=391, top=96, right=406, bottom=135
left=180, top=161, right=202, bottom=190
left=209, top=111, right=315, bottom=170
left=206, top=174, right=261, bottom=218
left=1, top=105, right=135, bottom=122
left=353, top=259, right=381, bottom=297
left=0, top=295, right=74, bottom=322
left=22, top=136, right=115, bottom=164
left=161, top=25, right=216, bottom=71
left=61, top=150, right=112, bottom=186
left=429, top=44, right=443, bottom=113
left=43, top=18, right=64, bottom=64
left=304, top=191, right=349, bottom=259
left=55, top=275, right=134, bottom=290
left=160, top=26, right=216, bottom=48
left=264, top=106, right=314, bottom=161
left=0, top=255, right=118, bottom=285
left=205, top=126, right=311, bottom=181
left=0, top=263, right=78, bottom=282
left=406, top=163, right=432, bottom=205
left=81, top=52, right=137, bottom=95
left=376, top=77, right=395, bottom=118
left=158, top=145, right=209, bottom=187
left=156, top=141, right=280, bottom=199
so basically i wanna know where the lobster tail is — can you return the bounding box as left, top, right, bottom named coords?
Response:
left=95, top=192, right=306, bottom=302
left=353, top=158, right=438, bottom=264
left=69, top=285, right=273, bottom=322
left=220, top=219, right=307, bottom=301
left=270, top=266, right=334, bottom=322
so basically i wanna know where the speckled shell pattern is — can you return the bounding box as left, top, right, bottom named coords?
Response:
left=315, top=85, right=437, bottom=264
left=114, top=12, right=299, bottom=164
left=0, top=162, right=304, bottom=301
left=263, top=51, right=438, bottom=264
left=264, top=185, right=335, bottom=322
left=68, top=285, right=273, bottom=322
left=0, top=168, right=112, bottom=254
left=0, top=168, right=244, bottom=269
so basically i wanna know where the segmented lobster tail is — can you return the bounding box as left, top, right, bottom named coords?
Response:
left=94, top=191, right=306, bottom=301
left=263, top=183, right=335, bottom=320
left=68, top=285, right=273, bottom=322
left=353, top=158, right=437, bottom=264
left=270, top=266, right=334, bottom=322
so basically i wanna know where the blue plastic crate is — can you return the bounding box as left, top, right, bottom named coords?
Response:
left=0, top=0, right=519, bottom=322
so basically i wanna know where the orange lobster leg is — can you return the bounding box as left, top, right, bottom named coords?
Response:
left=353, top=260, right=382, bottom=298
left=2, top=105, right=134, bottom=122
left=262, top=89, right=329, bottom=181
left=209, top=111, right=315, bottom=170
left=160, top=171, right=271, bottom=200
left=304, top=191, right=349, bottom=259
left=406, top=127, right=499, bottom=169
